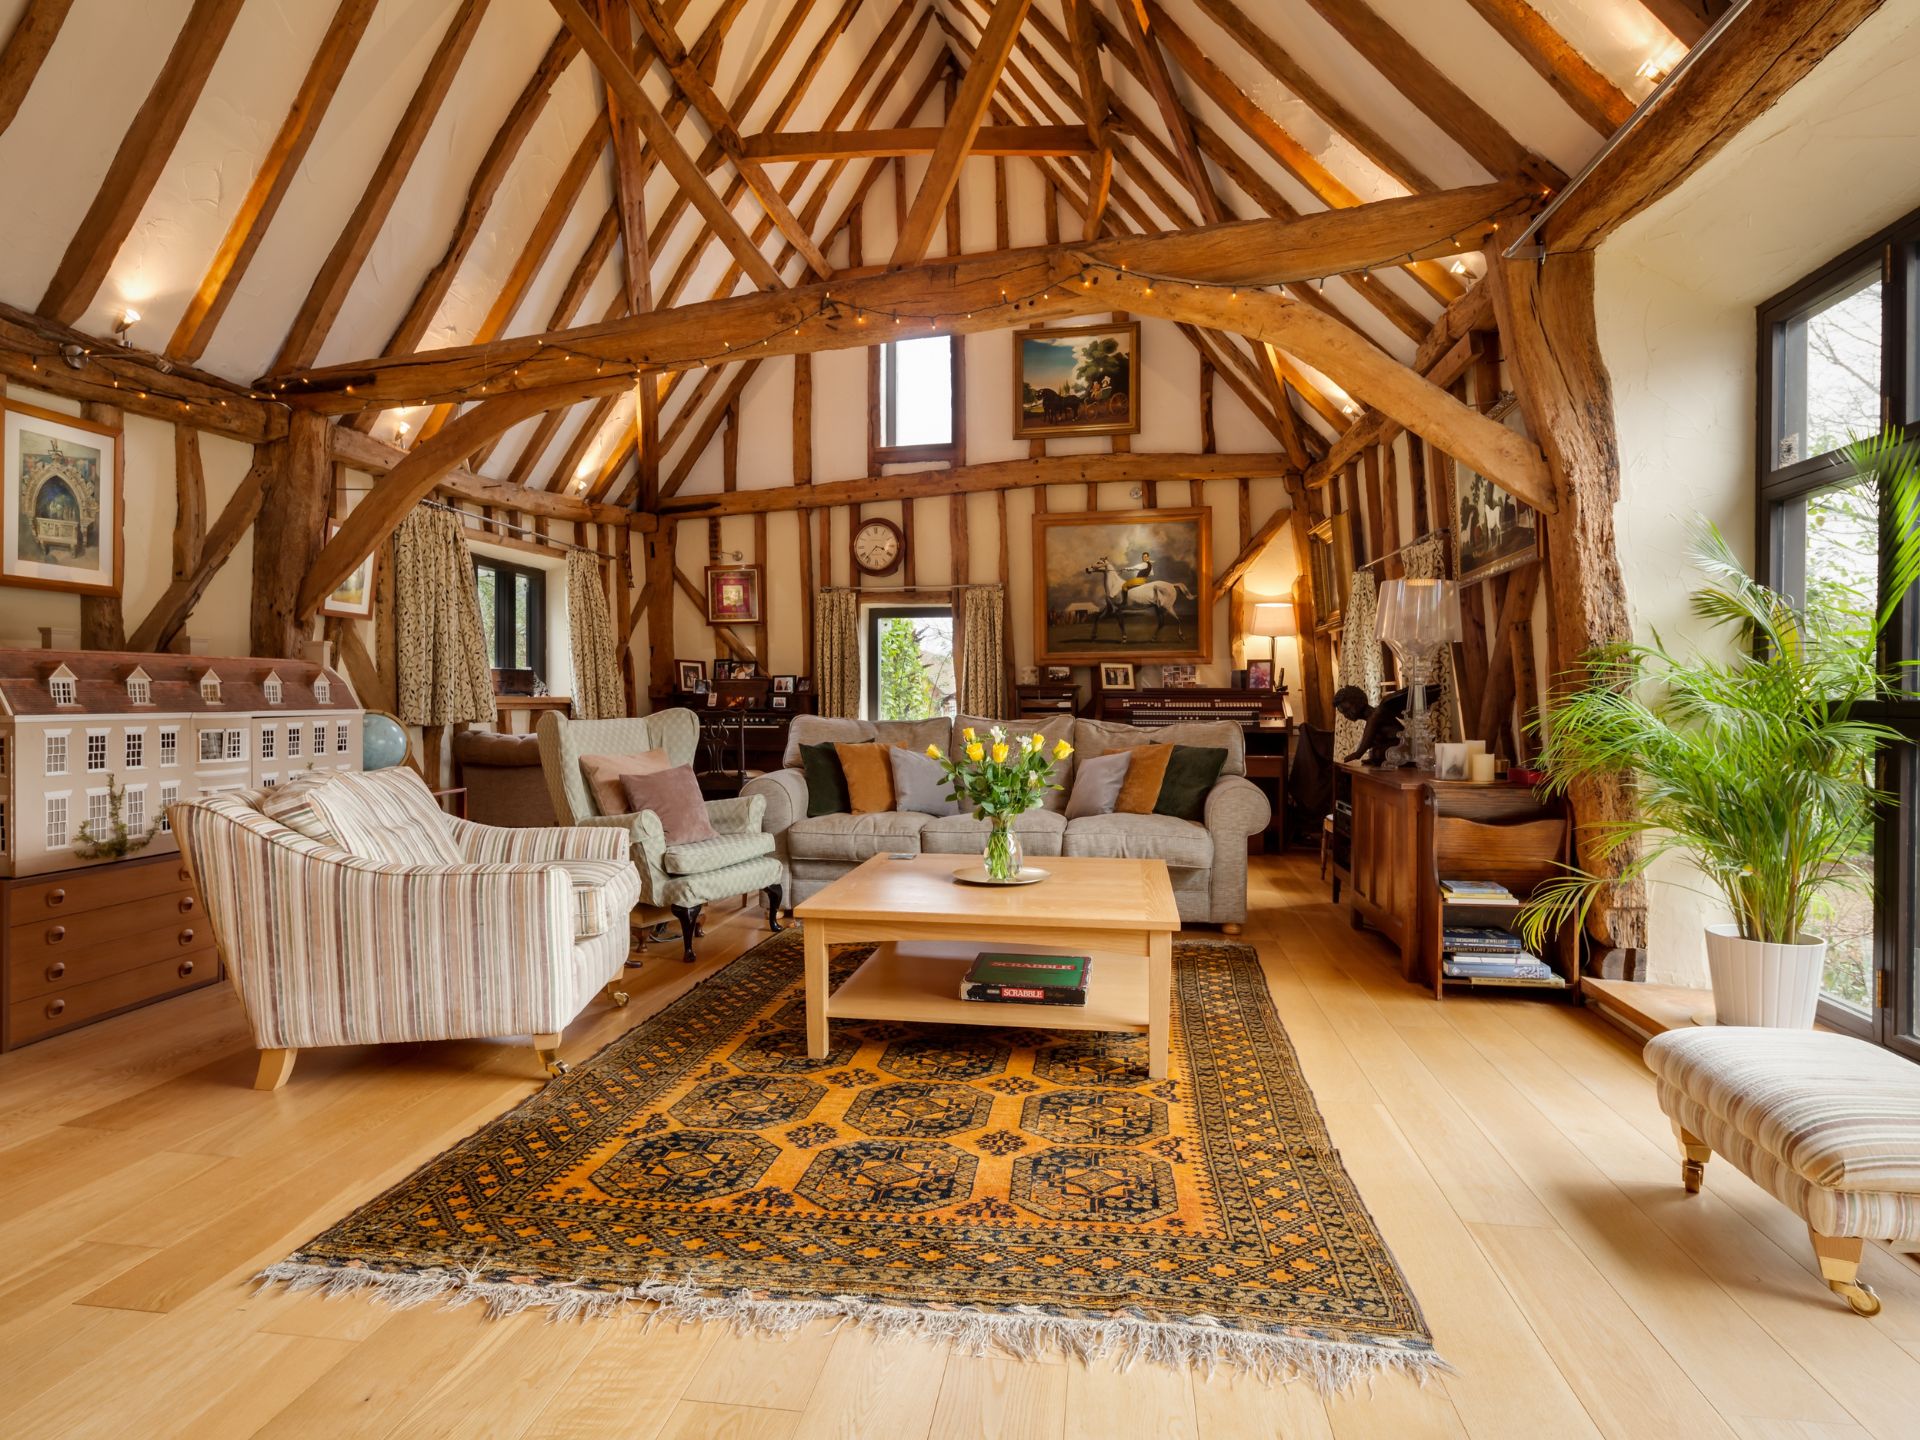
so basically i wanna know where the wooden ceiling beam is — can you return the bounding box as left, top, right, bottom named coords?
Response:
left=1060, top=0, right=1115, bottom=240
left=1114, top=0, right=1225, bottom=225
left=1460, top=0, right=1634, bottom=137
left=36, top=0, right=247, bottom=326
left=740, top=124, right=1095, bottom=161
left=602, top=0, right=654, bottom=318
left=273, top=0, right=490, bottom=372
left=890, top=0, right=1031, bottom=265
left=1638, top=0, right=1733, bottom=46
left=168, top=0, right=377, bottom=363
left=0, top=0, right=74, bottom=140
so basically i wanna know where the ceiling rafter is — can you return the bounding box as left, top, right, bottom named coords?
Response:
left=1113, top=0, right=1225, bottom=225
left=1459, top=0, right=1634, bottom=137
left=741, top=124, right=1095, bottom=160
left=0, top=0, right=75, bottom=141
left=1059, top=0, right=1115, bottom=240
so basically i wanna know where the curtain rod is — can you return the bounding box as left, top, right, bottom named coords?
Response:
left=1356, top=528, right=1449, bottom=571
left=339, top=488, right=605, bottom=558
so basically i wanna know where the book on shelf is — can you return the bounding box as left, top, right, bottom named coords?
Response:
left=1453, top=972, right=1568, bottom=988
left=1443, top=953, right=1554, bottom=981
left=1439, top=878, right=1518, bottom=905
left=1442, top=926, right=1524, bottom=953
left=960, top=953, right=1090, bottom=1006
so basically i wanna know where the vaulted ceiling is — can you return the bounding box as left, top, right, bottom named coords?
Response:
left=0, top=0, right=1719, bottom=507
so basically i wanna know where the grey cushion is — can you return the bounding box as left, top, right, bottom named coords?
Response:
left=873, top=717, right=953, bottom=756
left=1063, top=813, right=1214, bottom=868
left=782, top=715, right=877, bottom=768
left=660, top=829, right=775, bottom=875
left=889, top=746, right=961, bottom=816
left=1065, top=748, right=1131, bottom=819
left=917, top=808, right=1067, bottom=856
left=1071, top=718, right=1246, bottom=777
left=789, top=811, right=933, bottom=863
left=956, top=712, right=1076, bottom=811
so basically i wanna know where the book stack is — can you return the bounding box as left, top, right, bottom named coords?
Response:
left=1439, top=878, right=1517, bottom=905
left=1441, top=924, right=1563, bottom=986
left=960, top=953, right=1090, bottom=1006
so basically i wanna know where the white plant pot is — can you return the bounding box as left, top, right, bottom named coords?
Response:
left=1703, top=924, right=1826, bottom=1028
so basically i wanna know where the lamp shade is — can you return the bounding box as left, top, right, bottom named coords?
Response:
left=1250, top=601, right=1297, bottom=638
left=1375, top=577, right=1461, bottom=649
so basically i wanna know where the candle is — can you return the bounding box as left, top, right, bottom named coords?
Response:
left=1468, top=752, right=1497, bottom=785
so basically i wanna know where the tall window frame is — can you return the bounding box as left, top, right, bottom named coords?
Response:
left=863, top=604, right=957, bottom=723
left=1757, top=201, right=1920, bottom=1054
left=868, top=333, right=966, bottom=469
left=473, top=555, right=548, bottom=678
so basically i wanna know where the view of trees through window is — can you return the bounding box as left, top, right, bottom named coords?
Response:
left=1775, top=276, right=1883, bottom=468
left=474, top=559, right=543, bottom=674
left=869, top=609, right=955, bottom=721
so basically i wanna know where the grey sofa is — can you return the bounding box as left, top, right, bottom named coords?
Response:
left=742, top=713, right=1271, bottom=928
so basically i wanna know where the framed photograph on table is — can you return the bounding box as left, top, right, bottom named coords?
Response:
left=1033, top=507, right=1211, bottom=664
left=1014, top=322, right=1139, bottom=439
left=1445, top=396, right=1538, bottom=586
left=705, top=564, right=762, bottom=624
left=1100, top=662, right=1135, bottom=689
left=318, top=520, right=377, bottom=620
left=2, top=401, right=121, bottom=597
left=676, top=660, right=705, bottom=692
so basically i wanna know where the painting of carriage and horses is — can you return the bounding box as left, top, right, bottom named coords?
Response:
left=1013, top=321, right=1140, bottom=439
left=1032, top=507, right=1212, bottom=664
left=1445, top=395, right=1538, bottom=586
left=2, top=401, right=122, bottom=597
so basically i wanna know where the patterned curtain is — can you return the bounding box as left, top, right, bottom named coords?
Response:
left=1334, top=569, right=1382, bottom=762
left=955, top=584, right=1009, bottom=719
left=1401, top=535, right=1458, bottom=744
left=815, top=589, right=860, bottom=718
left=566, top=549, right=625, bottom=720
left=393, top=507, right=497, bottom=727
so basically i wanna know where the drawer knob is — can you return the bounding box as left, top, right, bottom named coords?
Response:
left=178, top=928, right=195, bottom=946
left=178, top=960, right=195, bottom=979
left=45, top=961, right=66, bottom=982
left=45, top=999, right=65, bottom=1019
left=47, top=888, right=66, bottom=907
left=177, top=868, right=191, bottom=883
left=46, top=925, right=65, bottom=944
left=178, top=896, right=196, bottom=913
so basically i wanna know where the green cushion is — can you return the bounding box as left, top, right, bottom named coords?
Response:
left=1153, top=745, right=1228, bottom=822
left=800, top=742, right=851, bottom=818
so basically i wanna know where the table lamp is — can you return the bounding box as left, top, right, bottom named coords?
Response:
left=1374, top=577, right=1461, bottom=770
left=1249, top=601, right=1295, bottom=690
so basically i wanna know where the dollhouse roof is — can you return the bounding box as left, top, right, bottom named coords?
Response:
left=0, top=651, right=357, bottom=719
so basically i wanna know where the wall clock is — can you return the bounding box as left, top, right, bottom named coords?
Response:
left=851, top=516, right=905, bottom=577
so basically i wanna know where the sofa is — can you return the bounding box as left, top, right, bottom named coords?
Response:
left=452, top=728, right=557, bottom=827
left=742, top=713, right=1271, bottom=928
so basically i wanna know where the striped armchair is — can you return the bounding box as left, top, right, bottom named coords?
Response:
left=170, top=769, right=640, bottom=1090
left=535, top=709, right=784, bottom=963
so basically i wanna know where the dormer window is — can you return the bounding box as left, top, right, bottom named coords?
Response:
left=126, top=667, right=152, bottom=706
left=263, top=672, right=284, bottom=705
left=199, top=671, right=222, bottom=704
left=314, top=676, right=331, bottom=705
left=48, top=664, right=76, bottom=706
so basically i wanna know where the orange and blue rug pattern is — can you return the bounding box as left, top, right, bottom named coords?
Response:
left=262, top=934, right=1439, bottom=1388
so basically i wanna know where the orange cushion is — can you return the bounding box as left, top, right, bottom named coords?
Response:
left=1108, top=744, right=1173, bottom=814
left=835, top=742, right=897, bottom=813
left=580, top=748, right=672, bottom=816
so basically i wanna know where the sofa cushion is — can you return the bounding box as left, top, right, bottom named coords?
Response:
left=873, top=717, right=952, bottom=757
left=835, top=742, right=896, bottom=813
left=917, top=808, right=1066, bottom=857
left=1063, top=813, right=1214, bottom=868
left=1113, top=744, right=1173, bottom=813
left=790, top=811, right=933, bottom=863
left=783, top=715, right=876, bottom=768
left=1073, top=718, right=1246, bottom=776
left=890, top=746, right=961, bottom=816
left=957, top=713, right=1075, bottom=811
left=1065, top=748, right=1130, bottom=819
left=258, top=770, right=345, bottom=846
left=800, top=742, right=851, bottom=817
left=581, top=748, right=672, bottom=816
left=277, top=768, right=465, bottom=867
left=1154, top=746, right=1229, bottom=822
left=661, top=830, right=777, bottom=876
left=620, top=766, right=718, bottom=846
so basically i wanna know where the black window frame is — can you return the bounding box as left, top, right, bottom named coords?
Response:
left=1756, top=200, right=1920, bottom=1054
left=868, top=334, right=965, bottom=467
left=474, top=555, right=548, bottom=678
left=864, top=603, right=956, bottom=723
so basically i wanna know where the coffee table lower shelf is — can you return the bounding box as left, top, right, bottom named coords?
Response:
left=828, top=941, right=1149, bottom=1034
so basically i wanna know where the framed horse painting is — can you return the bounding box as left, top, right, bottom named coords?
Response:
left=1013, top=322, right=1140, bottom=439
left=1444, top=394, right=1538, bottom=586
left=1032, top=507, right=1211, bottom=664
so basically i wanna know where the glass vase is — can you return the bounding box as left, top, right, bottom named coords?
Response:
left=984, top=813, right=1023, bottom=881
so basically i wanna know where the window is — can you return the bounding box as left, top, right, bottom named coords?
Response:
left=45, top=732, right=67, bottom=776
left=261, top=726, right=276, bottom=761
left=335, top=721, right=349, bottom=754
left=125, top=785, right=145, bottom=833
left=312, top=723, right=326, bottom=756
left=159, top=727, right=178, bottom=766
left=86, top=790, right=110, bottom=835
left=0, top=799, right=7, bottom=853
left=264, top=674, right=283, bottom=705
left=85, top=732, right=107, bottom=772
left=48, top=670, right=74, bottom=705
left=126, top=673, right=150, bottom=705
left=124, top=731, right=143, bottom=769
left=1759, top=201, right=1920, bottom=1054
left=287, top=725, right=302, bottom=758
left=199, top=672, right=221, bottom=703
left=225, top=729, right=243, bottom=761
left=871, top=335, right=962, bottom=463
left=314, top=676, right=331, bottom=705
left=474, top=557, right=547, bottom=676
left=45, top=794, right=67, bottom=848
left=158, top=782, right=178, bottom=832
left=864, top=606, right=956, bottom=722
left=0, top=735, right=7, bottom=776
left=199, top=730, right=223, bottom=763
left=260, top=775, right=278, bottom=788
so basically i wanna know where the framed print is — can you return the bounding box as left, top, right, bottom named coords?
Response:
left=1246, top=659, right=1274, bottom=691
left=1445, top=396, right=1538, bottom=586
left=1033, top=507, right=1211, bottom=664
left=1013, top=322, right=1140, bottom=439
left=3, top=401, right=122, bottom=597
left=771, top=674, right=796, bottom=694
left=771, top=695, right=788, bottom=709
left=1306, top=513, right=1352, bottom=635
left=1100, top=662, right=1135, bottom=690
left=676, top=660, right=705, bottom=692
left=318, top=520, right=377, bottom=620
left=1042, top=665, right=1072, bottom=683
left=705, top=564, right=762, bottom=624
left=1161, top=663, right=1197, bottom=687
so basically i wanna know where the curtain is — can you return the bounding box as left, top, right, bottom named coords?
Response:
left=815, top=589, right=860, bottom=718
left=566, top=549, right=625, bottom=719
left=955, top=584, right=1009, bottom=719
left=393, top=507, right=496, bottom=727
left=1334, top=568, right=1381, bottom=763
left=1401, top=535, right=1458, bottom=744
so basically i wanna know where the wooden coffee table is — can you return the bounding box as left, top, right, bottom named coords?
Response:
left=792, top=853, right=1181, bottom=1079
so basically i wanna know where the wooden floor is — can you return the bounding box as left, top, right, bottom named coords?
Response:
left=4, top=855, right=1920, bottom=1438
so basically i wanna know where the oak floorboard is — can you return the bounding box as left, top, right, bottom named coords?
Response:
left=928, top=1354, right=1069, bottom=1440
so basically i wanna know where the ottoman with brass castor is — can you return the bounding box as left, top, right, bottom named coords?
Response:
left=1647, top=1027, right=1920, bottom=1317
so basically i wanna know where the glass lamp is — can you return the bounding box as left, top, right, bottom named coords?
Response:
left=1374, top=577, right=1461, bottom=770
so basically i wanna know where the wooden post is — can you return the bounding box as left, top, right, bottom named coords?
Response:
left=77, top=400, right=125, bottom=649
left=646, top=519, right=676, bottom=695
left=172, top=425, right=206, bottom=580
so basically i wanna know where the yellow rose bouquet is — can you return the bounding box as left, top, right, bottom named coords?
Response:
left=924, top=725, right=1073, bottom=881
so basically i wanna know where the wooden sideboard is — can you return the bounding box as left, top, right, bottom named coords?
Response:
left=2, top=851, right=218, bottom=1050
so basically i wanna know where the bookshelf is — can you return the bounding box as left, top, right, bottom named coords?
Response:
left=1420, top=801, right=1578, bottom=1000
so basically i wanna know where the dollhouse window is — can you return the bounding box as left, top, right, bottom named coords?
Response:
left=264, top=674, right=283, bottom=705
left=261, top=727, right=276, bottom=761
left=126, top=670, right=151, bottom=705
left=124, top=731, right=143, bottom=769
left=86, top=732, right=107, bottom=771
left=200, top=672, right=221, bottom=703
left=125, top=786, right=145, bottom=832
left=49, top=675, right=74, bottom=706
left=314, top=676, right=331, bottom=704
left=45, top=794, right=67, bottom=848
left=159, top=728, right=178, bottom=766
left=45, top=733, right=68, bottom=775
left=335, top=722, right=349, bottom=754
left=158, top=782, right=178, bottom=831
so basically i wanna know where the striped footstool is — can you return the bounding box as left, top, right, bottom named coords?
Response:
left=1646, top=1028, right=1920, bottom=1316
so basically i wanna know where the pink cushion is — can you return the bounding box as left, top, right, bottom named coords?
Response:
left=580, top=748, right=672, bottom=816
left=621, top=766, right=719, bottom=846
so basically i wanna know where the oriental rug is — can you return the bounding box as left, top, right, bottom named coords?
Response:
left=260, top=934, right=1439, bottom=1390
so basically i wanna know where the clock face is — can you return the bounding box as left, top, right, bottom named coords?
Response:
left=853, top=519, right=902, bottom=575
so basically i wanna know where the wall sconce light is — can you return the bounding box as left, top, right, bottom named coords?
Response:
left=112, top=308, right=140, bottom=340
left=1450, top=260, right=1470, bottom=278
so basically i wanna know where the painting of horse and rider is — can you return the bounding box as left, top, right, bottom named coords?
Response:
left=1032, top=507, right=1212, bottom=664
left=1014, top=322, right=1140, bottom=439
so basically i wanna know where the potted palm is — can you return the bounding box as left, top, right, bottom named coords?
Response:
left=1520, top=434, right=1919, bottom=1026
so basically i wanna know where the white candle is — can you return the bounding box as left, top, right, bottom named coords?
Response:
left=1469, top=752, right=1497, bottom=784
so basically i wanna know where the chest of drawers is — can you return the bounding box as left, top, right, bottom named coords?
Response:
left=2, top=852, right=218, bottom=1050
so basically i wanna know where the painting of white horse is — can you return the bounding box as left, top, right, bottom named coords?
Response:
left=1032, top=507, right=1212, bottom=664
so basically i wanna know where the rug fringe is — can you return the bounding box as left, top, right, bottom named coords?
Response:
left=253, top=1260, right=1448, bottom=1395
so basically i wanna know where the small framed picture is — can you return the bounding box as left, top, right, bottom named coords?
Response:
left=676, top=659, right=705, bottom=692
left=1042, top=665, right=1072, bottom=683
left=705, top=564, right=762, bottom=624
left=319, top=520, right=377, bottom=620
left=3, top=401, right=123, bottom=597
left=795, top=675, right=814, bottom=693
left=705, top=691, right=719, bottom=707
left=1246, top=660, right=1274, bottom=690
left=771, top=695, right=788, bottom=709
left=1019, top=666, right=1039, bottom=685
left=1100, top=662, right=1135, bottom=690
left=1161, top=663, right=1197, bottom=688
left=772, top=674, right=796, bottom=694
